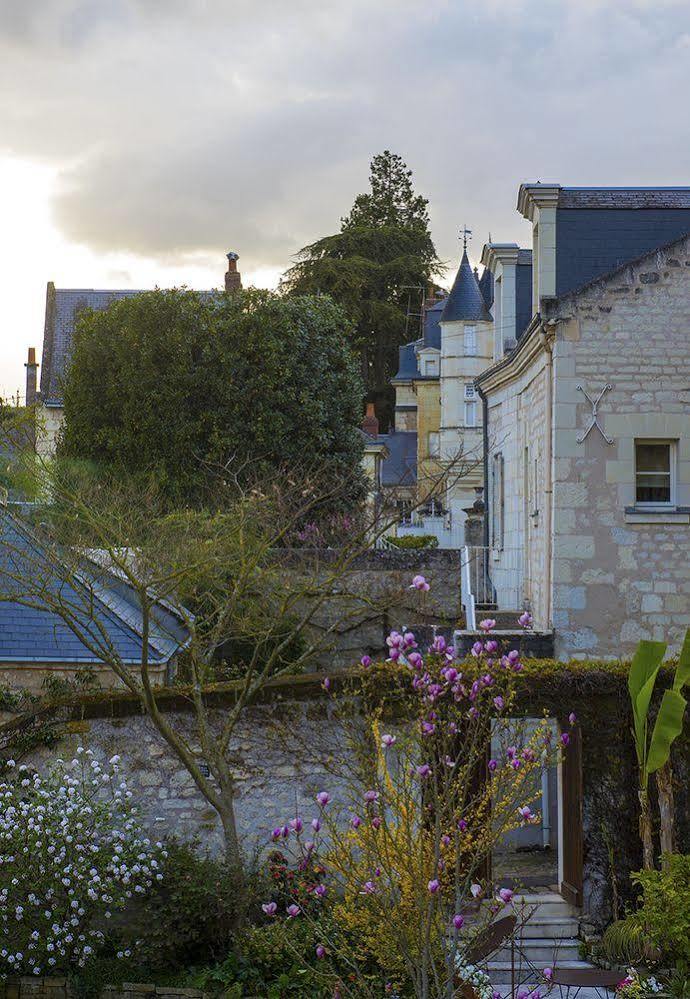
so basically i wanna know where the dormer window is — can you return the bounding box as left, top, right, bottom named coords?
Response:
left=422, top=356, right=439, bottom=377
left=464, top=326, right=477, bottom=356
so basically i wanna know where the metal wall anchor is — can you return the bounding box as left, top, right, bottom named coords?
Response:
left=576, top=384, right=614, bottom=444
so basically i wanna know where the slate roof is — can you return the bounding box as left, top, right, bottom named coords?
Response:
left=558, top=187, right=690, bottom=209
left=377, top=431, right=417, bottom=487
left=40, top=285, right=216, bottom=405
left=393, top=295, right=448, bottom=382
left=0, top=509, right=188, bottom=664
left=440, top=252, right=491, bottom=323
left=478, top=267, right=494, bottom=310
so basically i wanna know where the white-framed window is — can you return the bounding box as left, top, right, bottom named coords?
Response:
left=422, top=356, right=439, bottom=377
left=464, top=399, right=478, bottom=428
left=464, top=383, right=476, bottom=400
left=427, top=431, right=440, bottom=457
left=635, top=440, right=676, bottom=506
left=491, top=452, right=505, bottom=549
left=464, top=325, right=477, bottom=356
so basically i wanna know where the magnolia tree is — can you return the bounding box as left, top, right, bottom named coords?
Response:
left=0, top=749, right=165, bottom=975
left=262, top=599, right=574, bottom=999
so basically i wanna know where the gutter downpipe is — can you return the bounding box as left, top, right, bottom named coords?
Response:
left=476, top=383, right=492, bottom=608
left=539, top=320, right=556, bottom=631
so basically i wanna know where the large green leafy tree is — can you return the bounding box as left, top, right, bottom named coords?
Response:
left=282, top=151, right=441, bottom=430
left=58, top=288, right=365, bottom=506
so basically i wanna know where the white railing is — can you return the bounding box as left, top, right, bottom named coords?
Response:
left=461, top=545, right=477, bottom=630
left=461, top=545, right=525, bottom=620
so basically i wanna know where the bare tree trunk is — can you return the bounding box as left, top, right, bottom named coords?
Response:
left=655, top=762, right=675, bottom=864
left=638, top=787, right=654, bottom=870
left=217, top=780, right=242, bottom=870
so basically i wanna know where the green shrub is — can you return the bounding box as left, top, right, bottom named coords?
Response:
left=387, top=534, right=439, bottom=550
left=124, top=839, right=251, bottom=970
left=187, top=919, right=327, bottom=997
left=596, top=917, right=650, bottom=965
left=632, top=854, right=690, bottom=964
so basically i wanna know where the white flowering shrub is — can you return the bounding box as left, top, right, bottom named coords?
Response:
left=0, top=748, right=165, bottom=976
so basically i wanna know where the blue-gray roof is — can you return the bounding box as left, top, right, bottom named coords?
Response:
left=40, top=286, right=216, bottom=405
left=393, top=295, right=447, bottom=381
left=478, top=267, right=494, bottom=310
left=0, top=509, right=188, bottom=664
left=377, top=431, right=417, bottom=486
left=555, top=207, right=690, bottom=298
left=440, top=252, right=491, bottom=323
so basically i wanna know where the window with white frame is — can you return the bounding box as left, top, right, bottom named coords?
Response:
left=491, top=452, right=504, bottom=549
left=422, top=356, right=439, bottom=377
left=635, top=440, right=675, bottom=506
left=464, top=399, right=478, bottom=427
left=464, top=383, right=476, bottom=400
left=428, top=431, right=440, bottom=458
left=464, top=325, right=477, bottom=356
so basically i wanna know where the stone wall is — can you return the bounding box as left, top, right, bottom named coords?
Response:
left=15, top=668, right=690, bottom=929
left=0, top=979, right=205, bottom=999
left=548, top=234, right=690, bottom=658
left=293, top=549, right=464, bottom=669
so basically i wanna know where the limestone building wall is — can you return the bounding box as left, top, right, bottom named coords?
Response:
left=550, top=236, right=690, bottom=658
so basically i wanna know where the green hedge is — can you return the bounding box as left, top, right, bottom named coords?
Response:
left=386, top=534, right=439, bottom=550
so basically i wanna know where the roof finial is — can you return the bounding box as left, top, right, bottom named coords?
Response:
left=460, top=225, right=472, bottom=253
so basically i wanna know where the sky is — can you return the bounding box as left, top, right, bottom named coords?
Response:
left=1, top=0, right=690, bottom=398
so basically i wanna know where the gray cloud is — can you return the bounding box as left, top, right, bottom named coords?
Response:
left=1, top=0, right=690, bottom=277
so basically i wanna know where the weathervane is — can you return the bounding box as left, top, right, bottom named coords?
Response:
left=460, top=225, right=472, bottom=252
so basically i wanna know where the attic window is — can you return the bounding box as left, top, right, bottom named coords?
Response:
left=423, top=356, right=439, bottom=377
left=464, top=326, right=477, bottom=356
left=464, top=383, right=476, bottom=400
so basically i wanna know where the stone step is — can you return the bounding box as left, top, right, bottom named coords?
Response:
left=516, top=917, right=580, bottom=939
left=507, top=893, right=578, bottom=918
left=487, top=959, right=594, bottom=985
left=493, top=937, right=582, bottom=964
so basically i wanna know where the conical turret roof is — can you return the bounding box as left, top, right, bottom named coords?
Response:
left=440, top=251, right=491, bottom=323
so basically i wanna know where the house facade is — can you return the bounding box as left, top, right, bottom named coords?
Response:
left=384, top=250, right=496, bottom=545
left=477, top=185, right=690, bottom=658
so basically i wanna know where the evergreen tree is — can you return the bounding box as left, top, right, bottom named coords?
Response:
left=283, top=151, right=441, bottom=430
left=58, top=288, right=365, bottom=508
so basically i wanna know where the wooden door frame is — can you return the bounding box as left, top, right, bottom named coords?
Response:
left=558, top=721, right=584, bottom=907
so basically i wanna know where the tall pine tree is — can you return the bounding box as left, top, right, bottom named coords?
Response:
left=282, top=151, right=441, bottom=430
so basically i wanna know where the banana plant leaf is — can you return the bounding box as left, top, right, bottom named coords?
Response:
left=628, top=640, right=666, bottom=762
left=647, top=688, right=687, bottom=773
left=673, top=629, right=690, bottom=693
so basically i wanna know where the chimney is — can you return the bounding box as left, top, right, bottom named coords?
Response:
left=362, top=402, right=379, bottom=437
left=25, top=347, right=38, bottom=406
left=225, top=251, right=242, bottom=293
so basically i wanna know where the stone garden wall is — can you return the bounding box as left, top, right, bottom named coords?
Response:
left=0, top=979, right=205, bottom=999
left=13, top=664, right=690, bottom=931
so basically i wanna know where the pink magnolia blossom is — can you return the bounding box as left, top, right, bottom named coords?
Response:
left=261, top=902, right=277, bottom=916
left=518, top=611, right=533, bottom=628
left=316, top=945, right=326, bottom=959
left=360, top=880, right=377, bottom=894
left=561, top=732, right=571, bottom=748
left=518, top=805, right=535, bottom=825
left=479, top=618, right=496, bottom=632
left=427, top=879, right=440, bottom=894
left=364, top=790, right=379, bottom=804
left=411, top=574, right=430, bottom=592
left=498, top=887, right=514, bottom=906
left=416, top=764, right=432, bottom=779
left=470, top=883, right=483, bottom=898
left=351, top=815, right=362, bottom=829
left=543, top=968, right=553, bottom=982
left=569, top=712, right=577, bottom=726
left=381, top=733, right=396, bottom=748
left=360, top=655, right=372, bottom=668
left=311, top=817, right=321, bottom=832
left=371, top=816, right=382, bottom=829
left=316, top=791, right=331, bottom=808
left=453, top=913, right=464, bottom=930
left=322, top=677, right=331, bottom=692
left=286, top=904, right=301, bottom=918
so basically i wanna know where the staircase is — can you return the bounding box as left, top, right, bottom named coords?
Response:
left=484, top=892, right=591, bottom=986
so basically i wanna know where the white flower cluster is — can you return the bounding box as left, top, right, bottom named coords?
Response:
left=454, top=957, right=495, bottom=999
left=0, top=749, right=166, bottom=976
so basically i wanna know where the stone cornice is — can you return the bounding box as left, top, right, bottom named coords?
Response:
left=480, top=243, right=520, bottom=273
left=517, top=183, right=561, bottom=221
left=475, top=314, right=548, bottom=393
